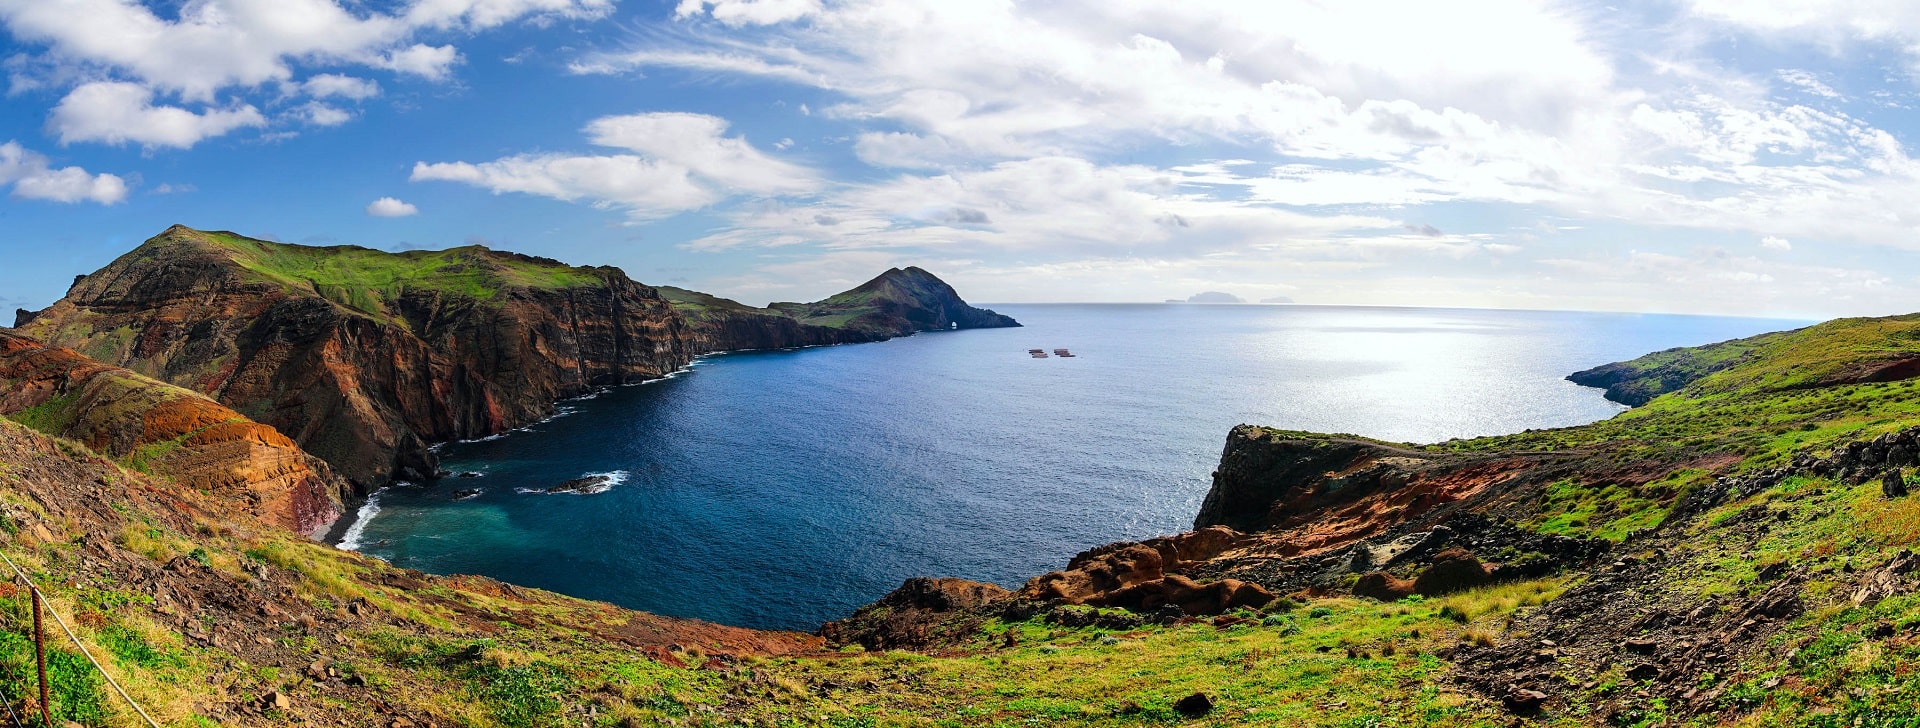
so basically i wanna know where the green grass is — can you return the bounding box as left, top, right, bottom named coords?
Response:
left=5, top=393, right=80, bottom=436
left=122, top=228, right=611, bottom=327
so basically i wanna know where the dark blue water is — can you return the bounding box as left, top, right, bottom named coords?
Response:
left=340, top=305, right=1805, bottom=630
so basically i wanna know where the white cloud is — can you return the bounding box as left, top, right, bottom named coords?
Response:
left=48, top=82, right=265, bottom=148
left=302, top=73, right=380, bottom=100
left=590, top=0, right=1613, bottom=163
left=413, top=155, right=718, bottom=215
left=0, top=141, right=126, bottom=204
left=377, top=44, right=462, bottom=80
left=365, top=197, right=419, bottom=217
left=1762, top=235, right=1792, bottom=251
left=583, top=113, right=817, bottom=194
left=0, top=0, right=612, bottom=99
left=1777, top=70, right=1840, bottom=99
left=413, top=112, right=817, bottom=218
left=299, top=102, right=353, bottom=127
left=673, top=0, right=821, bottom=27
left=0, top=0, right=610, bottom=146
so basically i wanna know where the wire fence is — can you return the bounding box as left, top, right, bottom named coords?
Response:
left=0, top=550, right=160, bottom=728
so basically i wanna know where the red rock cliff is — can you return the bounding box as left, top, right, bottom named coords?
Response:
left=15, top=226, right=692, bottom=489
left=0, top=331, right=348, bottom=535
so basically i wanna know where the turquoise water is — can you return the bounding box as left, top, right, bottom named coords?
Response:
left=341, top=304, right=1804, bottom=630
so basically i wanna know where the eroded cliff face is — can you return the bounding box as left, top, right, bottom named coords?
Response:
left=0, top=331, right=348, bottom=535
left=16, top=226, right=692, bottom=488
left=16, top=227, right=1019, bottom=490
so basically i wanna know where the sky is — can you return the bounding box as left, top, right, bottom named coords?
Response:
left=4, top=1, right=1920, bottom=318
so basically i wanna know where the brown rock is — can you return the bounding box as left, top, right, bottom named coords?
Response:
left=1140, top=526, right=1247, bottom=570
left=262, top=691, right=291, bottom=710
left=1018, top=544, right=1166, bottom=604
left=1413, top=548, right=1493, bottom=596
left=1504, top=688, right=1548, bottom=713
left=0, top=331, right=350, bottom=536
left=1353, top=571, right=1416, bottom=601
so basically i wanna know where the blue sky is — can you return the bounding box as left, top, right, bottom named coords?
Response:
left=5, top=1, right=1920, bottom=318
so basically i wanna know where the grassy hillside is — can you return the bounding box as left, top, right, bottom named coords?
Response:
left=171, top=228, right=609, bottom=309
left=0, top=414, right=1581, bottom=726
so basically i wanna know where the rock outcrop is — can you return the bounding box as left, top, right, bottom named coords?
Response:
left=1194, top=425, right=1527, bottom=549
left=1016, top=528, right=1275, bottom=616
left=820, top=577, right=1012, bottom=650
left=13, top=226, right=1018, bottom=488
left=0, top=331, right=348, bottom=535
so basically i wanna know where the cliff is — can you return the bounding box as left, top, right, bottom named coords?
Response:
left=0, top=331, right=348, bottom=535
left=12, top=225, right=690, bottom=488
left=13, top=226, right=1017, bottom=489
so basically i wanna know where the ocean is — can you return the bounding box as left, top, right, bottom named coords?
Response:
left=338, top=304, right=1804, bottom=630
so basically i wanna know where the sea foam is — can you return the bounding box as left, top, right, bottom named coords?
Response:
left=335, top=491, right=384, bottom=551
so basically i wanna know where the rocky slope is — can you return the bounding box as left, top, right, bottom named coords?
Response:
left=0, top=331, right=348, bottom=536
left=815, top=308, right=1920, bottom=725
left=12, top=226, right=1016, bottom=489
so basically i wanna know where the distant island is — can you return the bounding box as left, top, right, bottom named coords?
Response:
left=1184, top=291, right=1245, bottom=303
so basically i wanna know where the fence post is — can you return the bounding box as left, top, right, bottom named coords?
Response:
left=30, top=589, right=48, bottom=728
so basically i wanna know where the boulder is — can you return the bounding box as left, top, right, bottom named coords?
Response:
left=1884, top=470, right=1909, bottom=499
left=1353, top=572, right=1416, bottom=602
left=1412, top=548, right=1493, bottom=596
left=1173, top=692, right=1213, bottom=718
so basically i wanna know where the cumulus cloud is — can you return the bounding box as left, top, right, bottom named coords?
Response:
left=0, top=0, right=612, bottom=98
left=0, top=0, right=610, bottom=144
left=302, top=74, right=381, bottom=100
left=1762, top=235, right=1792, bottom=251
left=0, top=141, right=127, bottom=204
left=377, top=44, right=462, bottom=80
left=48, top=82, right=264, bottom=148
left=299, top=102, right=353, bottom=127
left=365, top=197, right=419, bottom=217
left=413, top=111, right=817, bottom=218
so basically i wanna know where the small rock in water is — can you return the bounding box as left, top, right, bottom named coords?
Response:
left=546, top=475, right=611, bottom=494
left=456, top=471, right=483, bottom=478
left=452, top=489, right=481, bottom=500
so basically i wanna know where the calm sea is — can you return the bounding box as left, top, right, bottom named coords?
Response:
left=339, top=304, right=1804, bottom=630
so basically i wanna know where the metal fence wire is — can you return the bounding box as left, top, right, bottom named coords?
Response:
left=0, top=551, right=160, bottom=728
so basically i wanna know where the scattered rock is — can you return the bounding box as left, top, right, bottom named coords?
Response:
left=1504, top=688, right=1548, bottom=713
left=821, top=577, right=1011, bottom=650
left=1885, top=470, right=1909, bottom=499
left=262, top=691, right=291, bottom=710
left=1172, top=692, right=1213, bottom=718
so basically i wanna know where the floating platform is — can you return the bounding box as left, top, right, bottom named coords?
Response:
left=1053, top=348, right=1075, bottom=357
